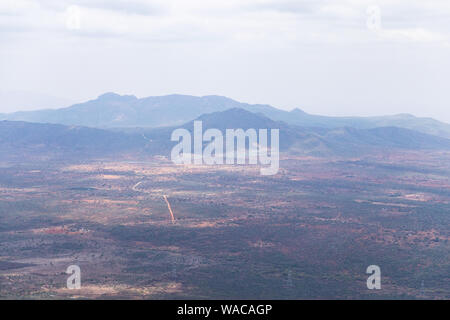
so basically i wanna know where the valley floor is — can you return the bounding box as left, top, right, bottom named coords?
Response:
left=0, top=152, right=449, bottom=299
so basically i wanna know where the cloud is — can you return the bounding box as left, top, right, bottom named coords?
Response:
left=0, top=0, right=449, bottom=46
left=0, top=0, right=39, bottom=15
left=374, top=27, right=448, bottom=44
left=37, top=0, right=166, bottom=15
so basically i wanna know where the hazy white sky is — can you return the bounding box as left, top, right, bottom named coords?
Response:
left=1, top=0, right=449, bottom=122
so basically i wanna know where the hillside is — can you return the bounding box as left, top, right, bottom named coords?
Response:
left=0, top=120, right=146, bottom=161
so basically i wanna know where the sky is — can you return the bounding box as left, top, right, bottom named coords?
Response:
left=1, top=0, right=449, bottom=122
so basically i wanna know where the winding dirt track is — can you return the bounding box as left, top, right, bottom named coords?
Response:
left=163, top=195, right=176, bottom=223
left=132, top=181, right=175, bottom=223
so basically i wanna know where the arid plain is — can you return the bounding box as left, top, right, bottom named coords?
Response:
left=0, top=151, right=449, bottom=299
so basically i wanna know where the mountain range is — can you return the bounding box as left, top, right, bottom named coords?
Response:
left=1, top=92, right=450, bottom=139
left=2, top=107, right=450, bottom=161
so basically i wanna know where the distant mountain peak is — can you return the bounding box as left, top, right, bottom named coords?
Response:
left=201, top=94, right=237, bottom=101
left=196, top=107, right=267, bottom=120
left=392, top=113, right=416, bottom=118
left=97, top=92, right=120, bottom=99
left=290, top=108, right=307, bottom=115
left=191, top=107, right=284, bottom=130
left=97, top=92, right=137, bottom=101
